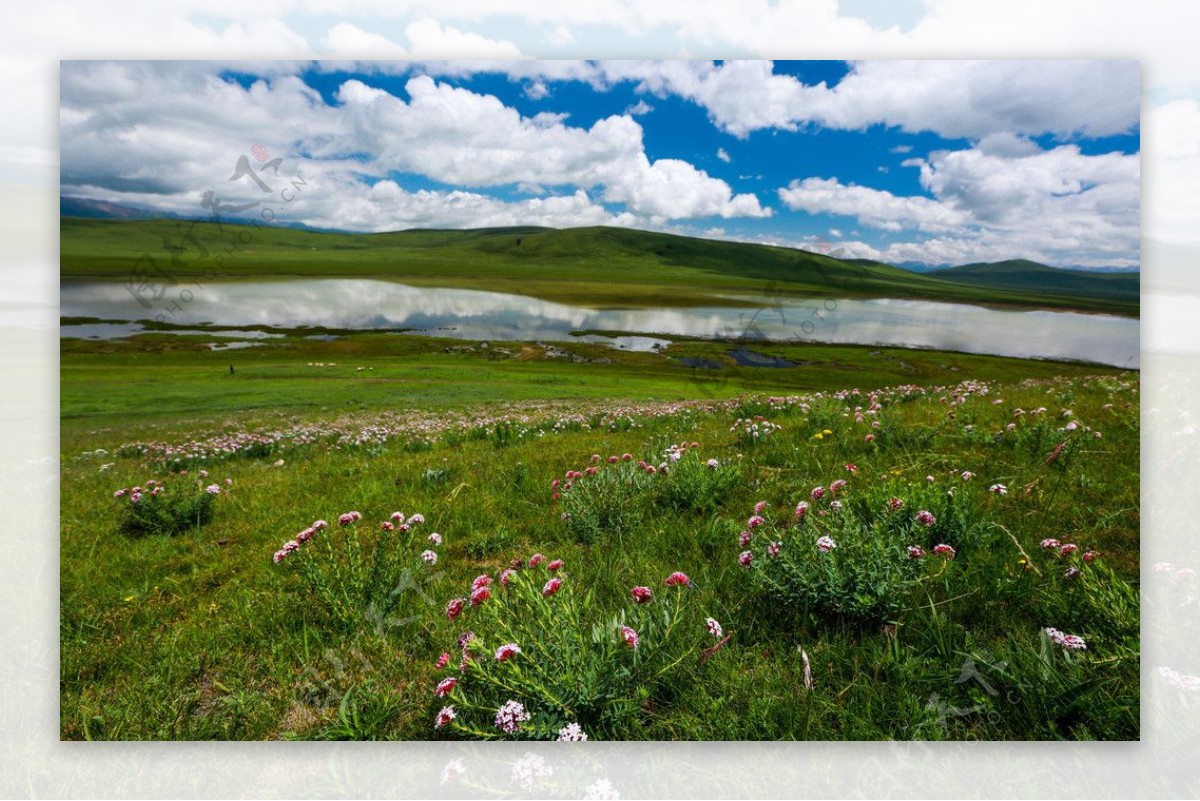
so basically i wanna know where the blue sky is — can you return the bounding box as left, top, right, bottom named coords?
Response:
left=60, top=60, right=1140, bottom=268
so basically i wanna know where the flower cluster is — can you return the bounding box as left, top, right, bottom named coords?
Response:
left=557, top=722, right=588, bottom=741
left=1038, top=535, right=1101, bottom=578
left=730, top=416, right=781, bottom=444
left=1044, top=627, right=1088, bottom=650
left=112, top=476, right=225, bottom=536
left=494, top=699, right=531, bottom=734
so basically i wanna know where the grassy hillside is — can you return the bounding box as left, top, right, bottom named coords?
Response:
left=60, top=217, right=1139, bottom=316
left=929, top=259, right=1140, bottom=305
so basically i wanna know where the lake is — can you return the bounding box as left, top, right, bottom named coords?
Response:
left=60, top=279, right=1140, bottom=368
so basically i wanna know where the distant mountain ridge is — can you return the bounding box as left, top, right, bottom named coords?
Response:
left=60, top=197, right=151, bottom=220
left=59, top=210, right=1139, bottom=317
left=927, top=259, right=1140, bottom=303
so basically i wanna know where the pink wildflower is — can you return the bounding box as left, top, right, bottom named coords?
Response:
left=768, top=541, right=781, bottom=559
left=542, top=577, right=563, bottom=597
left=620, top=625, right=639, bottom=649
left=446, top=598, right=466, bottom=620
left=811, top=486, right=826, bottom=501
left=754, top=501, right=768, bottom=515
left=421, top=550, right=438, bottom=565
left=816, top=536, right=837, bottom=553
left=1044, top=627, right=1087, bottom=650
left=739, top=550, right=752, bottom=567
left=665, top=572, right=691, bottom=588
left=470, top=586, right=491, bottom=606
left=706, top=617, right=723, bottom=638
left=631, top=585, right=653, bottom=604
left=887, top=497, right=904, bottom=512
left=747, top=514, right=765, bottom=529
left=494, top=700, right=530, bottom=734
left=557, top=722, right=588, bottom=741
left=916, top=510, right=936, bottom=526
left=472, top=574, right=493, bottom=591
left=529, top=553, right=547, bottom=568
left=933, top=543, right=956, bottom=559
left=434, top=705, right=456, bottom=729
left=1060, top=543, right=1079, bottom=556
left=908, top=545, right=926, bottom=559
left=428, top=532, right=442, bottom=546
left=495, top=643, right=522, bottom=662
left=739, top=530, right=751, bottom=548
left=435, top=677, right=457, bottom=697
left=1041, top=538, right=1061, bottom=550
left=547, top=559, right=564, bottom=572
left=795, top=501, right=810, bottom=518
left=499, top=568, right=515, bottom=586
left=436, top=652, right=451, bottom=669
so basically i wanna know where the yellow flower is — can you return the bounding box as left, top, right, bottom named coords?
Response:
left=822, top=428, right=833, bottom=435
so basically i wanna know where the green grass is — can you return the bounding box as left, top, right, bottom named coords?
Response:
left=61, top=217, right=1140, bottom=316
left=61, top=331, right=1123, bottom=435
left=60, top=328, right=1140, bottom=741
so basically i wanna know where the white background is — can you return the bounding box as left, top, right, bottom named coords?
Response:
left=2, top=1, right=1196, bottom=797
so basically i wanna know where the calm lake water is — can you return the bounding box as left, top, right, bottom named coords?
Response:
left=61, top=279, right=1140, bottom=368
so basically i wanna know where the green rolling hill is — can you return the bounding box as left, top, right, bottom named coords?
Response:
left=928, top=259, right=1139, bottom=305
left=59, top=217, right=1139, bottom=316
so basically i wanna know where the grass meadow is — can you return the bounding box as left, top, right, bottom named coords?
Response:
left=59, top=332, right=1140, bottom=741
